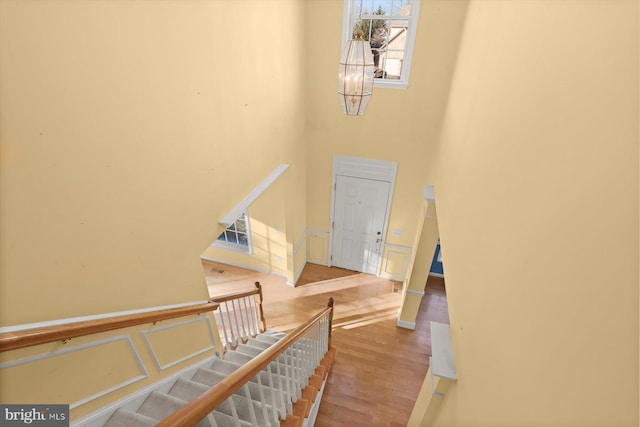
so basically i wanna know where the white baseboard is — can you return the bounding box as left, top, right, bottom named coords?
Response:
left=428, top=272, right=445, bottom=278
left=396, top=319, right=416, bottom=330
left=379, top=272, right=406, bottom=282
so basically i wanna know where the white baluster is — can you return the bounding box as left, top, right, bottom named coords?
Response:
left=224, top=301, right=238, bottom=348
left=254, top=372, right=270, bottom=426
left=285, top=348, right=295, bottom=405
left=311, top=325, right=318, bottom=376
left=231, top=299, right=243, bottom=344
left=242, top=297, right=255, bottom=337
left=242, top=383, right=259, bottom=426
left=294, top=340, right=303, bottom=396
left=209, top=412, right=220, bottom=427
left=225, top=395, right=242, bottom=427
left=274, top=354, right=290, bottom=415
left=217, top=311, right=231, bottom=352
left=312, top=326, right=318, bottom=375
left=248, top=297, right=258, bottom=336
left=300, top=334, right=309, bottom=383
left=323, top=315, right=329, bottom=353
left=265, top=363, right=280, bottom=424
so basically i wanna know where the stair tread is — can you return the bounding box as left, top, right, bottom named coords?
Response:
left=279, top=414, right=302, bottom=427
left=192, top=367, right=228, bottom=386
left=254, top=334, right=280, bottom=344
left=211, top=411, right=253, bottom=427
left=210, top=358, right=243, bottom=375
left=223, top=350, right=254, bottom=365
left=104, top=409, right=157, bottom=427
left=169, top=377, right=210, bottom=400
left=170, top=378, right=277, bottom=427
left=236, top=343, right=265, bottom=357
left=137, top=391, right=215, bottom=427
left=246, top=338, right=273, bottom=349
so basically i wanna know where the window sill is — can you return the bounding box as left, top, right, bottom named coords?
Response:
left=211, top=242, right=252, bottom=255
left=374, top=80, right=409, bottom=90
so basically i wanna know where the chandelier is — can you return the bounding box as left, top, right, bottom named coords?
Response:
left=338, top=29, right=375, bottom=116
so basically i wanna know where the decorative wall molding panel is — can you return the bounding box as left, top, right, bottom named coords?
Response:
left=141, top=317, right=217, bottom=371
left=307, top=229, right=329, bottom=266
left=0, top=335, right=147, bottom=409
left=71, top=356, right=217, bottom=427
left=380, top=244, right=412, bottom=281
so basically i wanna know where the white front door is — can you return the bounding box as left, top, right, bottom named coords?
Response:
left=331, top=175, right=391, bottom=274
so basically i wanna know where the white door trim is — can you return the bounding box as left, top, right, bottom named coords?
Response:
left=329, top=155, right=398, bottom=275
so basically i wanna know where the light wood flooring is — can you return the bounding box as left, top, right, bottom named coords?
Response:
left=203, top=260, right=449, bottom=427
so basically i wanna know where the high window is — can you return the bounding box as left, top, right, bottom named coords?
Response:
left=215, top=212, right=252, bottom=254
left=341, top=0, right=421, bottom=89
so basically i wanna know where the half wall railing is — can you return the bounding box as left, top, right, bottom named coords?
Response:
left=0, top=302, right=219, bottom=352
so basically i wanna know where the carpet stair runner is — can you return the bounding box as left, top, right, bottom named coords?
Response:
left=103, top=330, right=336, bottom=427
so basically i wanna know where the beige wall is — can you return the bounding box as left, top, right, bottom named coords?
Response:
left=0, top=0, right=306, bottom=417
left=417, top=0, right=639, bottom=425
left=303, top=0, right=469, bottom=276
left=0, top=0, right=305, bottom=326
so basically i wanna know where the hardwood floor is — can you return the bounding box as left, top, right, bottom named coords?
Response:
left=203, top=260, right=449, bottom=427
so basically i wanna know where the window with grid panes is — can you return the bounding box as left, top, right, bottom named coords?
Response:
left=342, top=0, right=421, bottom=89
left=214, top=212, right=252, bottom=254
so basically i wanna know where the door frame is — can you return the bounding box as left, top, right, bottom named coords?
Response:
left=329, top=155, right=398, bottom=275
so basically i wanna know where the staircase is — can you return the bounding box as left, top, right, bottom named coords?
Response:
left=99, top=283, right=335, bottom=427
left=0, top=281, right=335, bottom=427
left=104, top=329, right=335, bottom=427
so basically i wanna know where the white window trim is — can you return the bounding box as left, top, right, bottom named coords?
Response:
left=341, top=0, right=421, bottom=90
left=212, top=212, right=253, bottom=255
left=212, top=240, right=253, bottom=255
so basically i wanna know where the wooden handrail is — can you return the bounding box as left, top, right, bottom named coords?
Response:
left=209, top=286, right=260, bottom=304
left=157, top=299, right=334, bottom=427
left=0, top=302, right=219, bottom=352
